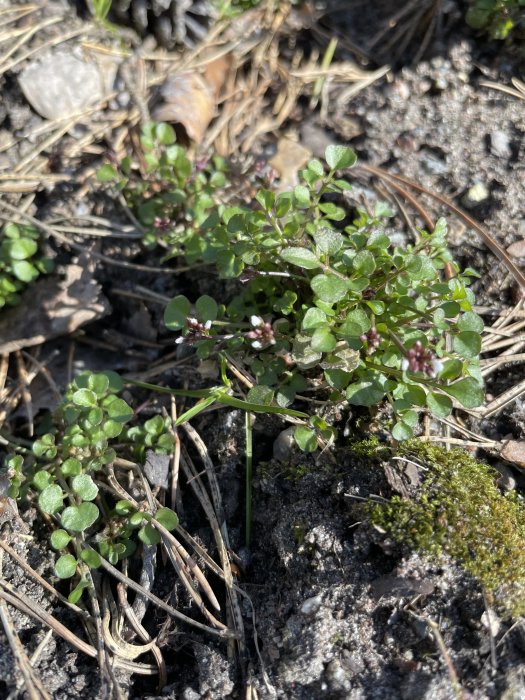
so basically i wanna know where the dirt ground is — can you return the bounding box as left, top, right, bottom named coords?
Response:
left=1, top=1, right=525, bottom=699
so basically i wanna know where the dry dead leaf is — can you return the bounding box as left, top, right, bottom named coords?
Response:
left=151, top=55, right=230, bottom=144
left=269, top=135, right=311, bottom=191
left=0, top=263, right=109, bottom=354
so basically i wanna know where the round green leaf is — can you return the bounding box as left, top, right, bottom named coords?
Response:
left=106, top=398, right=134, bottom=423
left=80, top=549, right=102, bottom=568
left=294, top=185, right=310, bottom=207
left=87, top=373, right=110, bottom=396
left=453, top=331, right=482, bottom=359
left=72, top=389, right=98, bottom=408
left=457, top=312, right=484, bottom=333
left=338, top=308, right=371, bottom=337
left=38, top=484, right=64, bottom=514
left=138, top=524, right=161, bottom=546
left=164, top=295, right=191, bottom=330
left=55, top=554, right=77, bottom=579
left=97, top=164, right=118, bottom=182
left=311, top=274, right=349, bottom=303
left=246, top=385, right=274, bottom=406
left=445, top=378, right=484, bottom=409
left=155, top=507, right=179, bottom=531
left=302, top=307, right=327, bottom=330
left=313, top=228, right=343, bottom=255
left=5, top=238, right=38, bottom=261
left=325, top=145, right=357, bottom=170
left=195, top=295, right=218, bottom=322
left=155, top=122, right=176, bottom=145
left=294, top=426, right=317, bottom=453
left=12, top=260, right=39, bottom=282
left=426, top=392, right=453, bottom=418
left=71, top=474, right=99, bottom=501
left=33, top=470, right=52, bottom=491
left=346, top=373, right=388, bottom=406
left=392, top=421, right=413, bottom=441
left=61, top=503, right=99, bottom=532
left=50, top=529, right=72, bottom=550
left=310, top=326, right=337, bottom=352
left=280, top=247, right=321, bottom=270
left=353, top=250, right=376, bottom=276
left=115, top=500, right=135, bottom=515
left=102, top=420, right=124, bottom=438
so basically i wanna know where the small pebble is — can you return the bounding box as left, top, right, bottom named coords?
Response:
left=273, top=426, right=296, bottom=461
left=463, top=183, right=489, bottom=208
left=300, top=594, right=322, bottom=615
left=490, top=130, right=512, bottom=159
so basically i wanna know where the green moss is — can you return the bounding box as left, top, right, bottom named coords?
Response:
left=369, top=441, right=525, bottom=617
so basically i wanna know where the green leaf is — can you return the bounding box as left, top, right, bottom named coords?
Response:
left=346, top=372, right=388, bottom=406
left=313, top=228, right=343, bottom=255
left=307, top=158, right=325, bottom=177
left=426, top=392, right=453, bottom=417
left=324, top=368, right=351, bottom=390
left=97, top=164, right=117, bottom=182
left=38, top=484, right=64, bottom=514
left=55, top=554, right=77, bottom=579
left=445, top=378, right=484, bottom=408
left=439, top=358, right=463, bottom=381
left=294, top=185, right=311, bottom=207
left=115, top=500, right=135, bottom=515
left=102, top=420, right=123, bottom=438
left=392, top=421, right=413, bottom=441
left=195, top=295, right=218, bottom=322
left=302, top=307, right=327, bottom=329
left=247, top=385, right=275, bottom=405
left=88, top=373, right=109, bottom=396
left=68, top=579, right=89, bottom=604
left=294, top=426, right=317, bottom=452
left=12, top=260, right=39, bottom=282
left=338, top=308, right=371, bottom=337
left=453, top=331, right=482, bottom=359
left=5, top=237, right=38, bottom=261
left=80, top=549, right=102, bottom=568
left=310, top=326, right=337, bottom=352
left=71, top=474, right=99, bottom=501
left=103, top=371, right=124, bottom=393
left=155, top=122, right=176, bottom=145
left=311, top=274, right=349, bottom=303
left=138, top=524, right=161, bottom=546
left=457, top=311, right=484, bottom=333
left=50, top=529, right=72, bottom=550
left=325, top=145, right=357, bottom=170
left=280, top=247, right=321, bottom=270
left=145, top=415, right=164, bottom=435
left=72, top=389, right=98, bottom=408
left=164, top=295, right=191, bottom=330
left=255, top=189, right=275, bottom=211
left=353, top=250, right=376, bottom=276
left=33, top=470, right=52, bottom=491
left=155, top=507, right=179, bottom=531
left=106, top=398, right=134, bottom=423
left=61, top=503, right=99, bottom=532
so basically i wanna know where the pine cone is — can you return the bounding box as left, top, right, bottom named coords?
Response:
left=101, top=0, right=216, bottom=48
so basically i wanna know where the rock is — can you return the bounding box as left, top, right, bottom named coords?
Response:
left=507, top=239, right=525, bottom=259
left=272, top=426, right=296, bottom=461
left=490, top=130, right=512, bottom=159
left=500, top=440, right=525, bottom=469
left=462, top=182, right=489, bottom=208
left=300, top=594, right=323, bottom=615
left=18, top=48, right=115, bottom=120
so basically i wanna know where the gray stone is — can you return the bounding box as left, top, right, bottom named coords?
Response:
left=490, top=130, right=512, bottom=159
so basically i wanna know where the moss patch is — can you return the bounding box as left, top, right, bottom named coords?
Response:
left=368, top=441, right=525, bottom=617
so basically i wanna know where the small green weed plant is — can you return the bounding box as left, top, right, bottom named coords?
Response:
left=467, top=0, right=525, bottom=39
left=99, top=125, right=485, bottom=447
left=368, top=441, right=525, bottom=617
left=0, top=223, right=54, bottom=309
left=6, top=371, right=177, bottom=602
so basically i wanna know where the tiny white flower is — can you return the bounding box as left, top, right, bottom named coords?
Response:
left=175, top=337, right=185, bottom=344
left=204, top=320, right=212, bottom=330
left=251, top=340, right=263, bottom=350
left=401, top=358, right=409, bottom=371
left=250, top=315, right=263, bottom=327
left=431, top=359, right=444, bottom=374
left=187, top=317, right=198, bottom=325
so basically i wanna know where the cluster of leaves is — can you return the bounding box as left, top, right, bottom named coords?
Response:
left=98, top=121, right=228, bottom=253
left=368, top=441, right=525, bottom=618
left=466, top=0, right=525, bottom=39
left=5, top=371, right=177, bottom=602
left=0, top=223, right=54, bottom=309
left=161, top=144, right=484, bottom=444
